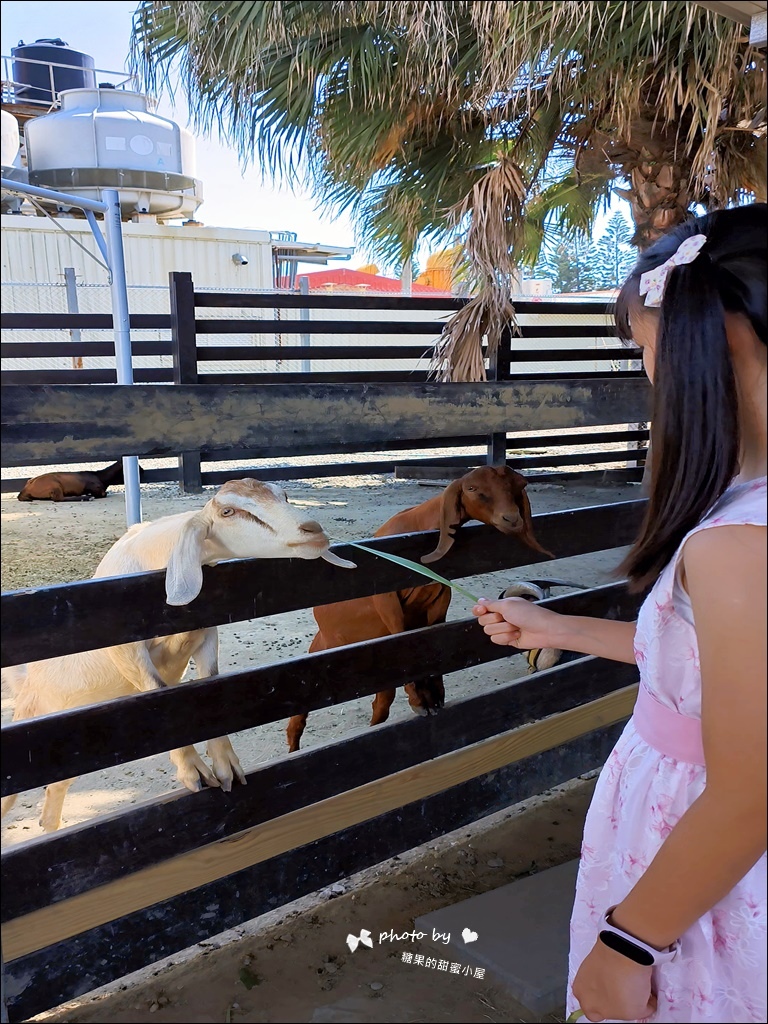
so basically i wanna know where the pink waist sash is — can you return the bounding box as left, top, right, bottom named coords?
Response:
left=633, top=685, right=705, bottom=766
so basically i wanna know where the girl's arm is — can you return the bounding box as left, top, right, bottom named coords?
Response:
left=551, top=616, right=638, bottom=665
left=606, top=524, right=767, bottom=946
left=473, top=599, right=638, bottom=664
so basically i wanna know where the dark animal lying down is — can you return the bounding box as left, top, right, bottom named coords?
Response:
left=17, top=461, right=145, bottom=502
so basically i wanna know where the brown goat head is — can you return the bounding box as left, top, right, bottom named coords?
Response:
left=421, top=465, right=554, bottom=564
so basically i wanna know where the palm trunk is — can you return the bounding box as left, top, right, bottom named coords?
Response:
left=613, top=127, right=694, bottom=494
left=614, top=132, right=694, bottom=250
left=618, top=165, right=693, bottom=249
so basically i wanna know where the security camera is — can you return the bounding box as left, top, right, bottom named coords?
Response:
left=232, top=253, right=249, bottom=266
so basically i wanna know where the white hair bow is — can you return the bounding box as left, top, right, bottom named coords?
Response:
left=638, top=233, right=708, bottom=307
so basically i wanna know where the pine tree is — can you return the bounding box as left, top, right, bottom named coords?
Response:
left=532, top=233, right=597, bottom=294
left=592, top=213, right=636, bottom=289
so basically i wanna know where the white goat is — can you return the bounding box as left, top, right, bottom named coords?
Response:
left=1, top=478, right=355, bottom=832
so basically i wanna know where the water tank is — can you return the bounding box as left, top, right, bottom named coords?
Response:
left=1, top=109, right=28, bottom=212
left=11, top=39, right=96, bottom=105
left=1, top=109, right=21, bottom=169
left=24, top=88, right=203, bottom=220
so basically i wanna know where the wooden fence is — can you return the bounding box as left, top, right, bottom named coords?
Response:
left=0, top=379, right=650, bottom=1021
left=0, top=277, right=647, bottom=492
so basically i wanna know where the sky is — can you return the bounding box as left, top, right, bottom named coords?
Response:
left=1, top=0, right=360, bottom=264
left=2, top=1, right=626, bottom=275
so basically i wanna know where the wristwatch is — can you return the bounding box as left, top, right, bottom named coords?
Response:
left=598, top=907, right=681, bottom=967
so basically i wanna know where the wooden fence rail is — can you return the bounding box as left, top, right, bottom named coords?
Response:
left=1, top=498, right=644, bottom=668
left=1, top=378, right=647, bottom=1022
left=0, top=595, right=638, bottom=925
left=3, top=727, right=627, bottom=1022
left=1, top=380, right=651, bottom=466
left=1, top=505, right=644, bottom=1019
left=1, top=282, right=647, bottom=491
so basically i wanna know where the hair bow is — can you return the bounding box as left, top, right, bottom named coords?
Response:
left=638, top=233, right=708, bottom=307
left=346, top=929, right=374, bottom=952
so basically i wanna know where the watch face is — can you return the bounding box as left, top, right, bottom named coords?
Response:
left=598, top=929, right=655, bottom=967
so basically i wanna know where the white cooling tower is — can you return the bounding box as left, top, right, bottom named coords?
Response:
left=24, top=87, right=203, bottom=220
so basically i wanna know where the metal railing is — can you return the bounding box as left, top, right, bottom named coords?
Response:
left=1, top=53, right=138, bottom=110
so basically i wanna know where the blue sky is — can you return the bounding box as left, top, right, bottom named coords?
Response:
left=2, top=1, right=625, bottom=272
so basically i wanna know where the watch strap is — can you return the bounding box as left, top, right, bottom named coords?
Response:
left=598, top=907, right=680, bottom=967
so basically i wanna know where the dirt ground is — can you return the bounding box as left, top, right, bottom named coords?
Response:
left=2, top=469, right=636, bottom=1024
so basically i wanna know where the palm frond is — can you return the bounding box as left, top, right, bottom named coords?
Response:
left=131, top=0, right=767, bottom=380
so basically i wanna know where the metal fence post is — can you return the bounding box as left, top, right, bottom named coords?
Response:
left=102, top=189, right=142, bottom=526
left=486, top=325, right=511, bottom=465
left=169, top=271, right=202, bottom=493
left=63, top=267, right=83, bottom=369
left=299, top=275, right=311, bottom=374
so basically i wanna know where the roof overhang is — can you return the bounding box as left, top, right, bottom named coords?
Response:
left=270, top=238, right=354, bottom=265
left=695, top=1, right=767, bottom=46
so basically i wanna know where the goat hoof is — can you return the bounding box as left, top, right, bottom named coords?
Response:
left=209, top=750, right=246, bottom=790
left=409, top=705, right=430, bottom=717
left=176, top=750, right=221, bottom=792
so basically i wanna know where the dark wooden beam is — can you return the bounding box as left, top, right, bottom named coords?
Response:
left=1, top=380, right=652, bottom=466
left=1, top=502, right=646, bottom=667
left=3, top=726, right=623, bottom=1024
left=1, top=582, right=642, bottom=795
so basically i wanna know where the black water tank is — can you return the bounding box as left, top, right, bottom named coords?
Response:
left=11, top=38, right=96, bottom=105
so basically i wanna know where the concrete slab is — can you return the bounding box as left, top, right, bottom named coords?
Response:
left=415, top=858, right=579, bottom=1016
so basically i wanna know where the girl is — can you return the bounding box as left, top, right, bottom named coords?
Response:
left=474, top=204, right=766, bottom=1023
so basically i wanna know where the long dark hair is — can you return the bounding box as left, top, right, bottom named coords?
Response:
left=616, top=203, right=767, bottom=590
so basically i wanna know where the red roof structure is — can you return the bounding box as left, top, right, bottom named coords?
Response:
left=291, top=268, right=453, bottom=296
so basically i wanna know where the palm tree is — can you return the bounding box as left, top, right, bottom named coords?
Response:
left=132, top=1, right=766, bottom=379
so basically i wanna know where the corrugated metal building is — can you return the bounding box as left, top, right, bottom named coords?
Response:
left=0, top=214, right=356, bottom=373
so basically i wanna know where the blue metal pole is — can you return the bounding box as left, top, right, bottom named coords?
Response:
left=102, top=189, right=142, bottom=526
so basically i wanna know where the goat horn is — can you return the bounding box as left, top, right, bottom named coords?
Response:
left=500, top=582, right=547, bottom=601
left=321, top=549, right=357, bottom=569
left=524, top=578, right=587, bottom=591
left=527, top=648, right=563, bottom=672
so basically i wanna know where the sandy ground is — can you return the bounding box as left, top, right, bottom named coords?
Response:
left=1, top=472, right=637, bottom=842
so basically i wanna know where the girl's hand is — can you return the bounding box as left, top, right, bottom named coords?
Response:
left=572, top=940, right=656, bottom=1022
left=472, top=597, right=566, bottom=651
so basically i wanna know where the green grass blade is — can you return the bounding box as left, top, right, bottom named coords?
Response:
left=348, top=542, right=480, bottom=604
left=566, top=1011, right=584, bottom=1023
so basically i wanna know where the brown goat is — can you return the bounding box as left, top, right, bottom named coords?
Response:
left=286, top=466, right=553, bottom=752
left=17, top=461, right=142, bottom=502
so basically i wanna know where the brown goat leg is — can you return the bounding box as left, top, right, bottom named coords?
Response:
left=286, top=631, right=327, bottom=751
left=34, top=483, right=93, bottom=502
left=370, top=688, right=398, bottom=726
left=286, top=713, right=309, bottom=753
left=404, top=675, right=446, bottom=716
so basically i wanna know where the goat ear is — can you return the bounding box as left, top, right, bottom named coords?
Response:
left=165, top=512, right=211, bottom=606
left=421, top=479, right=464, bottom=564
left=516, top=488, right=555, bottom=560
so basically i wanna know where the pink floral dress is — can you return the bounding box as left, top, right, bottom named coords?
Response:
left=567, top=476, right=767, bottom=1023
